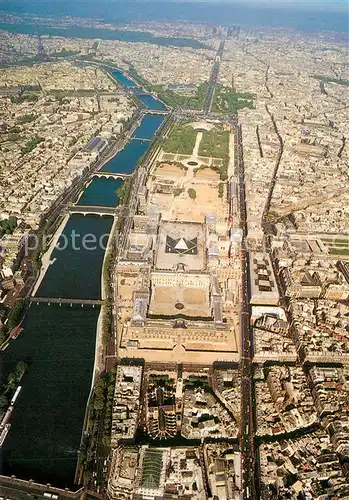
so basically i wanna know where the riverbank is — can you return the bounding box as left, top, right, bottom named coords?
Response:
left=0, top=64, right=167, bottom=488
left=31, top=214, right=69, bottom=297
left=0, top=22, right=207, bottom=48
left=96, top=215, right=118, bottom=375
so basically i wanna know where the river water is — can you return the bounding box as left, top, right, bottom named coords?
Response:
left=0, top=23, right=206, bottom=49
left=0, top=304, right=100, bottom=486
left=36, top=215, right=113, bottom=301
left=0, top=76, right=165, bottom=487
left=77, top=177, right=123, bottom=207
left=101, top=139, right=149, bottom=174
left=132, top=114, right=164, bottom=140
left=110, top=70, right=167, bottom=112
left=137, top=94, right=167, bottom=112
left=110, top=69, right=136, bottom=88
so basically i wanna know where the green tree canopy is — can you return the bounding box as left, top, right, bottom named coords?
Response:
left=188, top=188, right=197, bottom=199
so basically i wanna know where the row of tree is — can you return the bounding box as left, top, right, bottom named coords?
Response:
left=78, top=371, right=116, bottom=478
left=115, top=177, right=133, bottom=205
left=0, top=298, right=26, bottom=345
left=0, top=360, right=28, bottom=410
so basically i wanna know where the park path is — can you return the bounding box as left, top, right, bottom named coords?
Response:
left=180, top=132, right=203, bottom=189
left=192, top=131, right=203, bottom=158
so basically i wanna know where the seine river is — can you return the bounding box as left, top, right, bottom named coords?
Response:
left=0, top=304, right=100, bottom=485
left=0, top=22, right=206, bottom=49
left=0, top=82, right=165, bottom=487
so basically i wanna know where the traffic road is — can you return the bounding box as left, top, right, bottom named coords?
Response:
left=236, top=121, right=257, bottom=499
left=203, top=39, right=225, bottom=115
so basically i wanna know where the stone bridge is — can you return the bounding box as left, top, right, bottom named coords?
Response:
left=69, top=205, right=118, bottom=216
left=93, top=171, right=131, bottom=180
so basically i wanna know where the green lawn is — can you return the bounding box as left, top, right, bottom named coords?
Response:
left=326, top=242, right=349, bottom=248
left=156, top=82, right=209, bottom=110
left=313, top=75, right=349, bottom=87
left=321, top=238, right=349, bottom=247
left=162, top=124, right=197, bottom=154
left=198, top=128, right=230, bottom=181
left=329, top=247, right=349, bottom=256
left=199, top=128, right=230, bottom=158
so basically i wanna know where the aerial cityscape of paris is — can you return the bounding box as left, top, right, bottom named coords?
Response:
left=0, top=0, right=348, bottom=498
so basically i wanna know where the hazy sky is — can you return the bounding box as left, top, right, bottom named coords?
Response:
left=2, top=0, right=348, bottom=10
left=178, top=0, right=348, bottom=10
left=2, top=0, right=348, bottom=5
left=1, top=0, right=347, bottom=32
left=1, top=0, right=348, bottom=21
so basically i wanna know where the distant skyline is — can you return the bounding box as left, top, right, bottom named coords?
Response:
left=247, top=0, right=345, bottom=9
left=1, top=0, right=348, bottom=8
left=214, top=0, right=348, bottom=10
left=153, top=0, right=349, bottom=13
left=163, top=0, right=348, bottom=8
left=1, top=0, right=348, bottom=32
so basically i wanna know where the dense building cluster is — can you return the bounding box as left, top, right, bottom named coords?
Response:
left=0, top=61, right=134, bottom=302
left=108, top=367, right=243, bottom=499
left=255, top=366, right=317, bottom=436
left=259, top=430, right=349, bottom=499
left=0, top=12, right=348, bottom=500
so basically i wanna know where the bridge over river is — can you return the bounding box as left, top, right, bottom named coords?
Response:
left=30, top=297, right=104, bottom=306
left=140, top=108, right=168, bottom=116
left=1, top=62, right=167, bottom=490
left=69, top=205, right=119, bottom=216
left=132, top=136, right=152, bottom=142
left=93, top=171, right=131, bottom=180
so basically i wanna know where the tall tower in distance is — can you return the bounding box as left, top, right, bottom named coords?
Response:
left=36, top=23, right=50, bottom=61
